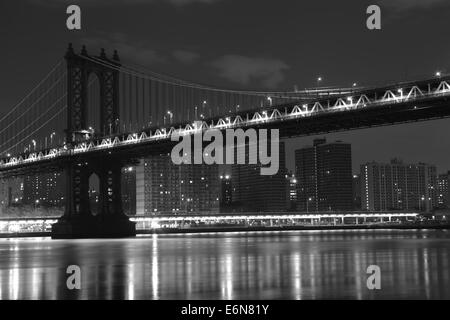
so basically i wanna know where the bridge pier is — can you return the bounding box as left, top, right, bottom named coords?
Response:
left=51, top=45, right=135, bottom=239
left=51, top=160, right=136, bottom=239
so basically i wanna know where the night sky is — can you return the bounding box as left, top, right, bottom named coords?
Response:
left=1, top=0, right=450, bottom=173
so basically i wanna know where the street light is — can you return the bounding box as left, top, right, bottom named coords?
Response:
left=317, top=77, right=323, bottom=87
left=164, top=110, right=173, bottom=125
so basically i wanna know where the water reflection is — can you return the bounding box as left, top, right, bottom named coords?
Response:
left=0, top=230, right=449, bottom=299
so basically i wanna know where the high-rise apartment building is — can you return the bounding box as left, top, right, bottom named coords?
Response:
left=437, top=172, right=450, bottom=208
left=23, top=172, right=65, bottom=206
left=231, top=142, right=287, bottom=212
left=137, top=153, right=220, bottom=215
left=295, top=138, right=353, bottom=212
left=361, top=159, right=437, bottom=212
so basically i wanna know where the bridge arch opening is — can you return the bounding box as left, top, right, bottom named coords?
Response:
left=88, top=172, right=100, bottom=216
left=86, top=72, right=102, bottom=137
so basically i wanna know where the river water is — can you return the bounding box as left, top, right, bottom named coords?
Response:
left=0, top=229, right=449, bottom=300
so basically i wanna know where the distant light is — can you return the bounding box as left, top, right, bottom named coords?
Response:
left=352, top=83, right=357, bottom=87
left=317, top=77, right=322, bottom=82
left=436, top=71, right=442, bottom=77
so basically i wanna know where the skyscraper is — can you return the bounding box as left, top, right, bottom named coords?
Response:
left=0, top=177, right=24, bottom=209
left=137, top=153, right=220, bottom=215
left=295, top=138, right=353, bottom=212
left=23, top=172, right=65, bottom=207
left=437, top=172, right=449, bottom=208
left=231, top=142, right=287, bottom=212
left=361, top=159, right=437, bottom=212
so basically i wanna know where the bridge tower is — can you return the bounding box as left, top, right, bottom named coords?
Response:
left=52, top=44, right=136, bottom=238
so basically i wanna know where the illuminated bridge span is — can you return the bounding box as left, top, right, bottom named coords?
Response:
left=0, top=44, right=449, bottom=238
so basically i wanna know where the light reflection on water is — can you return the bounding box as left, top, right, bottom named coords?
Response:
left=0, top=230, right=450, bottom=300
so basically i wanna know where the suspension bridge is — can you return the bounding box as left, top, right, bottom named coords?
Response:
left=0, top=44, right=449, bottom=238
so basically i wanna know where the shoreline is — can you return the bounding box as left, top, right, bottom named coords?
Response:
left=1, top=223, right=449, bottom=238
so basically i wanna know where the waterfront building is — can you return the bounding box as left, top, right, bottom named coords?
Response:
left=0, top=177, right=24, bottom=209
left=231, top=142, right=287, bottom=212
left=295, top=138, right=353, bottom=212
left=361, top=159, right=437, bottom=212
left=138, top=153, right=220, bottom=215
left=437, top=172, right=450, bottom=208
left=23, top=172, right=65, bottom=207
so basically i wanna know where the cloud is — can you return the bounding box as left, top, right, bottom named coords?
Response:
left=378, top=0, right=448, bottom=10
left=210, top=55, right=289, bottom=88
left=82, top=33, right=166, bottom=66
left=172, top=50, right=200, bottom=64
left=31, top=0, right=221, bottom=6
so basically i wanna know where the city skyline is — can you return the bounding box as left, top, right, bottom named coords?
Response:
left=1, top=0, right=450, bottom=302
left=3, top=135, right=448, bottom=215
